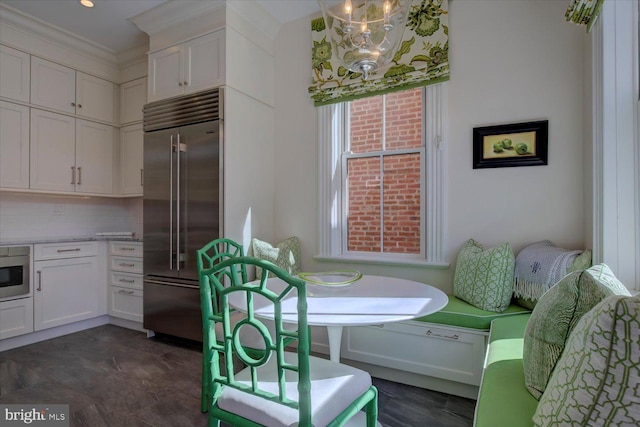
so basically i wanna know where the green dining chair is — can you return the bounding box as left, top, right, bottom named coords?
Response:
left=197, top=238, right=295, bottom=413
left=199, top=256, right=379, bottom=427
left=197, top=238, right=246, bottom=413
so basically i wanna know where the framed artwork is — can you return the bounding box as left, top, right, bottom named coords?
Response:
left=472, top=120, right=549, bottom=169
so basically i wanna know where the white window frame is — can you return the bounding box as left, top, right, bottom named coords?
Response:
left=591, top=0, right=640, bottom=291
left=316, top=84, right=448, bottom=267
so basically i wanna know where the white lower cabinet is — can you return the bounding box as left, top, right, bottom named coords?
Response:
left=0, top=297, right=34, bottom=339
left=33, top=242, right=99, bottom=331
left=108, top=241, right=143, bottom=323
left=109, top=286, right=143, bottom=322
left=343, top=321, right=487, bottom=388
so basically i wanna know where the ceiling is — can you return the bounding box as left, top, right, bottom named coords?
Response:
left=0, top=0, right=321, bottom=54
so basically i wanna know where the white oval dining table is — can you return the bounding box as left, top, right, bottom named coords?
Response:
left=228, top=275, right=448, bottom=362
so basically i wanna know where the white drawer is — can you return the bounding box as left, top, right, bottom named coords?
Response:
left=343, top=321, right=487, bottom=386
left=109, top=241, right=143, bottom=257
left=110, top=271, right=143, bottom=290
left=108, top=286, right=143, bottom=322
left=34, top=241, right=97, bottom=260
left=0, top=297, right=34, bottom=340
left=110, top=256, right=143, bottom=274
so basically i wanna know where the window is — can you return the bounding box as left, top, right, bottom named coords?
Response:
left=317, top=84, right=447, bottom=266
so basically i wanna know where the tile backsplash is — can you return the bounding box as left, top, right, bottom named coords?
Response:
left=0, top=193, right=142, bottom=242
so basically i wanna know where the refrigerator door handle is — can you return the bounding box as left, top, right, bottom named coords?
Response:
left=169, top=134, right=174, bottom=271
left=176, top=133, right=181, bottom=272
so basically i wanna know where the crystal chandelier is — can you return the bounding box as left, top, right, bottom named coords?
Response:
left=317, top=0, right=412, bottom=80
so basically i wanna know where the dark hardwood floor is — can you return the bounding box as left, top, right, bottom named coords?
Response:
left=0, top=325, right=475, bottom=426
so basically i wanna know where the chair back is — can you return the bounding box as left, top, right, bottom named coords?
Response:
left=197, top=238, right=245, bottom=311
left=200, top=256, right=312, bottom=424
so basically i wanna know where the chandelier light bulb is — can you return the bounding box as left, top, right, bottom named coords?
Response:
left=80, top=0, right=94, bottom=8
left=317, top=0, right=411, bottom=80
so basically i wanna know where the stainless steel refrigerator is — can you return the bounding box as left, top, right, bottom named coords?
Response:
left=142, top=88, right=223, bottom=342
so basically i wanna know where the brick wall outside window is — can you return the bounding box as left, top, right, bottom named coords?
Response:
left=347, top=88, right=423, bottom=253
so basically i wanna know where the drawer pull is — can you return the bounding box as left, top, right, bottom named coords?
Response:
left=57, top=248, right=81, bottom=253
left=119, top=247, right=136, bottom=251
left=426, top=330, right=459, bottom=340
left=118, top=289, right=135, bottom=295
left=119, top=263, right=136, bottom=267
left=119, top=278, right=135, bottom=283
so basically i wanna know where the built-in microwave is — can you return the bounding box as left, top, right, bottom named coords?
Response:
left=0, top=246, right=30, bottom=299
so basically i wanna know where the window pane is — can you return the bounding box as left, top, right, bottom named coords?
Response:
left=385, top=88, right=423, bottom=150
left=350, top=96, right=383, bottom=153
left=383, top=153, right=421, bottom=254
left=347, top=157, right=381, bottom=252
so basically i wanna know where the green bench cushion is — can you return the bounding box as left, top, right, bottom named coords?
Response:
left=416, top=295, right=531, bottom=330
left=475, top=314, right=537, bottom=427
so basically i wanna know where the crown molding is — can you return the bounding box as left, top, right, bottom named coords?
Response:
left=130, top=0, right=225, bottom=37
left=117, top=44, right=148, bottom=68
left=0, top=3, right=117, bottom=65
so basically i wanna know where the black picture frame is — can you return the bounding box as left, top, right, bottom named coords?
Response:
left=472, top=120, right=548, bottom=169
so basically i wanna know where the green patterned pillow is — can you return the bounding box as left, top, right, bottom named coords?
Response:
left=533, top=294, right=640, bottom=426
left=523, top=264, right=631, bottom=399
left=251, top=237, right=301, bottom=279
left=453, top=239, right=515, bottom=313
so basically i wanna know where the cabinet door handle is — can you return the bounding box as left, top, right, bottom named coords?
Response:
left=119, top=278, right=135, bottom=283
left=119, top=247, right=135, bottom=251
left=71, top=166, right=76, bottom=185
left=77, top=104, right=82, bottom=108
left=37, top=270, right=42, bottom=291
left=119, top=263, right=135, bottom=267
left=57, top=248, right=81, bottom=253
left=118, top=289, right=135, bottom=295
left=77, top=167, right=82, bottom=185
left=178, top=82, right=183, bottom=87
left=183, top=81, right=188, bottom=86
left=425, top=330, right=459, bottom=340
left=141, top=169, right=144, bottom=186
left=71, top=102, right=76, bottom=107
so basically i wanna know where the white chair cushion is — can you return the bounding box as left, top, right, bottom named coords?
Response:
left=217, top=351, right=372, bottom=427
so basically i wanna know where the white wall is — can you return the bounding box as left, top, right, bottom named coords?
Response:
left=0, top=193, right=141, bottom=242
left=273, top=0, right=586, bottom=293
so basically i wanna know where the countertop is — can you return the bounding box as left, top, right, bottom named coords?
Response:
left=0, top=235, right=142, bottom=246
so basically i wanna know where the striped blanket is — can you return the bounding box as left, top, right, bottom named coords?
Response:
left=513, top=241, right=582, bottom=301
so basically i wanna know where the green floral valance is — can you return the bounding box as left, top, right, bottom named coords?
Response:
left=309, top=0, right=450, bottom=106
left=565, top=0, right=605, bottom=32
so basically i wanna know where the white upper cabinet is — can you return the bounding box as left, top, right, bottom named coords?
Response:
left=148, top=30, right=225, bottom=102
left=149, top=46, right=183, bottom=102
left=75, top=119, right=114, bottom=194
left=30, top=109, right=113, bottom=194
left=30, top=56, right=76, bottom=115
left=30, top=56, right=115, bottom=124
left=0, top=45, right=30, bottom=102
left=120, top=77, right=147, bottom=125
left=0, top=101, right=30, bottom=189
left=76, top=72, right=116, bottom=124
left=183, top=32, right=224, bottom=95
left=120, top=124, right=144, bottom=195
left=30, top=109, right=76, bottom=192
